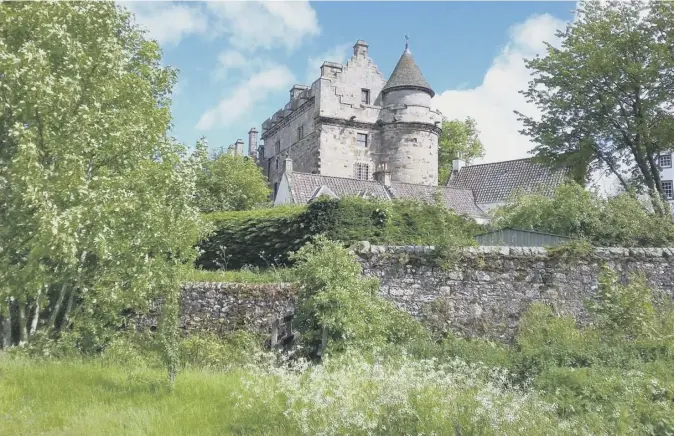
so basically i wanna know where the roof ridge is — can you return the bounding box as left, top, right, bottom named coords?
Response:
left=463, top=157, right=537, bottom=168
left=291, top=171, right=382, bottom=184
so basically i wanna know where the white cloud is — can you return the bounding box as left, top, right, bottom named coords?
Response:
left=432, top=12, right=624, bottom=196
left=432, top=14, right=566, bottom=166
left=305, top=43, right=351, bottom=84
left=122, top=2, right=207, bottom=47
left=196, top=65, right=295, bottom=130
left=206, top=1, right=320, bottom=53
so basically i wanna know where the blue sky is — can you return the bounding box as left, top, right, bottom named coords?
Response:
left=124, top=1, right=576, bottom=164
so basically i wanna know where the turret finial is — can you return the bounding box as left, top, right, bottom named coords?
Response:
left=404, top=34, right=409, bottom=51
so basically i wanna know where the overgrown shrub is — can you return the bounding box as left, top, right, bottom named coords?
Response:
left=588, top=266, right=659, bottom=340
left=290, top=236, right=426, bottom=356
left=197, top=197, right=483, bottom=270
left=492, top=182, right=674, bottom=247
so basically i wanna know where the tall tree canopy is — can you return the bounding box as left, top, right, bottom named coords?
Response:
left=194, top=147, right=271, bottom=213
left=517, top=0, right=674, bottom=215
left=0, top=1, right=207, bottom=378
left=437, top=117, right=485, bottom=185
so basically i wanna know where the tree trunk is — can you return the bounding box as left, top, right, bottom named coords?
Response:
left=17, top=301, right=28, bottom=346
left=29, top=292, right=41, bottom=337
left=1, top=300, right=12, bottom=349
left=60, top=287, right=77, bottom=331
left=49, top=284, right=67, bottom=330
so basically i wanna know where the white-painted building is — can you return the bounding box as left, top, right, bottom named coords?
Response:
left=658, top=151, right=674, bottom=211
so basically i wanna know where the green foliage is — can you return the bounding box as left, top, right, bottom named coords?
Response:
left=197, top=196, right=482, bottom=270
left=196, top=204, right=310, bottom=270
left=516, top=303, right=591, bottom=372
left=193, top=147, right=271, bottom=213
left=517, top=0, right=674, bottom=213
left=546, top=239, right=594, bottom=259
left=492, top=182, right=673, bottom=247
left=437, top=117, right=485, bottom=185
left=290, top=236, right=425, bottom=354
left=589, top=266, right=658, bottom=339
left=0, top=2, right=210, bottom=383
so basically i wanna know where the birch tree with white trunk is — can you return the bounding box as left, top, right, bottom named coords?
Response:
left=0, top=1, right=209, bottom=382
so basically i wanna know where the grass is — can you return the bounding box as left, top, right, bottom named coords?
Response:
left=0, top=357, right=291, bottom=436
left=182, top=267, right=295, bottom=284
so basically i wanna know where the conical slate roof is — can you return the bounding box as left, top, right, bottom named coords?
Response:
left=382, top=48, right=434, bottom=97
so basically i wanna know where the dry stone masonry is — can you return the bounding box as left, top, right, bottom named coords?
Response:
left=169, top=245, right=673, bottom=341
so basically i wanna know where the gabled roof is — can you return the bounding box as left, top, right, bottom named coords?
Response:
left=382, top=48, right=434, bottom=97
left=286, top=172, right=486, bottom=218
left=447, top=158, right=567, bottom=204
left=388, top=182, right=485, bottom=217
left=309, top=185, right=338, bottom=201
left=288, top=173, right=391, bottom=204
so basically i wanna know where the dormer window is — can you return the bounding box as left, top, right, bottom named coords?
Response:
left=361, top=89, right=370, bottom=105
left=354, top=162, right=370, bottom=180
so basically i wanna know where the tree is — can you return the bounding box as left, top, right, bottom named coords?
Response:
left=516, top=0, right=674, bottom=215
left=194, top=146, right=271, bottom=213
left=492, top=182, right=673, bottom=247
left=0, top=2, right=208, bottom=383
left=437, top=117, right=485, bottom=185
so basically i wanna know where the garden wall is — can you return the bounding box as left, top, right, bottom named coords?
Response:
left=172, top=245, right=674, bottom=340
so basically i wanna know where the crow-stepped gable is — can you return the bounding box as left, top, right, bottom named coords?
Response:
left=260, top=39, right=443, bottom=199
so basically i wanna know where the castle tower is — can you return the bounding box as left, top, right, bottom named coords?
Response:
left=378, top=38, right=441, bottom=186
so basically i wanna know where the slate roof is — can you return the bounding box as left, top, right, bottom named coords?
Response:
left=382, top=48, right=434, bottom=97
left=288, top=173, right=391, bottom=204
left=388, top=182, right=484, bottom=217
left=286, top=172, right=486, bottom=218
left=447, top=158, right=567, bottom=204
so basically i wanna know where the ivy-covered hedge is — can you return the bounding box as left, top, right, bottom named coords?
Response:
left=196, top=197, right=484, bottom=270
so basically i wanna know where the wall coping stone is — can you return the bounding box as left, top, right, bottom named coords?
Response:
left=354, top=243, right=674, bottom=260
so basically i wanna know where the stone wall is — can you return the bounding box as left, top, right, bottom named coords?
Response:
left=357, top=244, right=674, bottom=340
left=140, top=283, right=298, bottom=336
left=173, top=245, right=673, bottom=340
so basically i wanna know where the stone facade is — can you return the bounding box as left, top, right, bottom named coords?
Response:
left=260, top=40, right=443, bottom=199
left=166, top=246, right=673, bottom=341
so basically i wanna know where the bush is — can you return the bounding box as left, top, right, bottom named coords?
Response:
left=197, top=197, right=483, bottom=270
left=492, top=182, right=673, bottom=247
left=290, top=236, right=427, bottom=356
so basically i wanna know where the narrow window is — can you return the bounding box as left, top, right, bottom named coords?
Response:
left=662, top=180, right=673, bottom=200
left=275, top=157, right=279, bottom=170
left=297, top=126, right=304, bottom=141
left=275, top=140, right=281, bottom=154
left=356, top=133, right=368, bottom=147
left=659, top=153, right=672, bottom=168
left=361, top=89, right=370, bottom=105
left=354, top=162, right=370, bottom=180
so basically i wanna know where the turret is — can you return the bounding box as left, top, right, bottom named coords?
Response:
left=377, top=37, right=442, bottom=186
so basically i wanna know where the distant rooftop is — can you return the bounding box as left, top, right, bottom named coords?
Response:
left=447, top=157, right=567, bottom=204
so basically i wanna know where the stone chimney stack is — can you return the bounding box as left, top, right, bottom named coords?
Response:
left=248, top=128, right=258, bottom=158
left=284, top=157, right=293, bottom=174
left=234, top=139, right=245, bottom=156
left=353, top=40, right=369, bottom=58
left=374, top=162, right=391, bottom=187
left=452, top=157, right=466, bottom=178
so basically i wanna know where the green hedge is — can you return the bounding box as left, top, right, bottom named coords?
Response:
left=196, top=197, right=484, bottom=270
